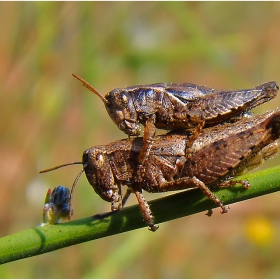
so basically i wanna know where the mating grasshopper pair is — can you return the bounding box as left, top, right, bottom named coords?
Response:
left=73, top=75, right=278, bottom=179
left=41, top=77, right=279, bottom=231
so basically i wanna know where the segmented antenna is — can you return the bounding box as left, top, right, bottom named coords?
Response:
left=68, top=168, right=84, bottom=220
left=72, top=73, right=109, bottom=105
left=39, top=162, right=83, bottom=173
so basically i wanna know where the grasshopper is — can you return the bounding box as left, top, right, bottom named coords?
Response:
left=40, top=108, right=280, bottom=231
left=41, top=186, right=73, bottom=225
left=72, top=74, right=279, bottom=180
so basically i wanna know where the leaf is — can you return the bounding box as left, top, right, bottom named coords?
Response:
left=1, top=165, right=280, bottom=264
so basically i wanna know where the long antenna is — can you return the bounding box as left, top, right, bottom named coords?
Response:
left=72, top=73, right=109, bottom=105
left=68, top=168, right=84, bottom=220
left=39, top=162, right=83, bottom=173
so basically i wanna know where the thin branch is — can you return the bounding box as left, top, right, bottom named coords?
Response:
left=1, top=165, right=280, bottom=264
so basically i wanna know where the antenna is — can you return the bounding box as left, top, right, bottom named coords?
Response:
left=72, top=73, right=109, bottom=105
left=39, top=161, right=83, bottom=173
left=68, top=168, right=84, bottom=220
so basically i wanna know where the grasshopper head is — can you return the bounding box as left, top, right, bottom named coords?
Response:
left=72, top=74, right=141, bottom=137
left=105, top=89, right=141, bottom=136
left=82, top=147, right=121, bottom=206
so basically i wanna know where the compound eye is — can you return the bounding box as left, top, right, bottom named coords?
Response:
left=121, top=92, right=129, bottom=104
left=93, top=151, right=105, bottom=168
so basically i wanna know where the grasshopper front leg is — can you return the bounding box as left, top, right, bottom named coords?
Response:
left=185, top=119, right=205, bottom=157
left=137, top=116, right=157, bottom=181
left=134, top=188, right=159, bottom=232
left=111, top=185, right=158, bottom=231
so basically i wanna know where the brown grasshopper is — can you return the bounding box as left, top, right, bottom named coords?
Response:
left=40, top=108, right=280, bottom=231
left=72, top=74, right=279, bottom=180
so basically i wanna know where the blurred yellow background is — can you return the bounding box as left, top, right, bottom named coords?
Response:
left=1, top=2, right=280, bottom=278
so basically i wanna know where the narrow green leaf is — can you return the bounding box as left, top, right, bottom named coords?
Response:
left=1, top=165, right=280, bottom=264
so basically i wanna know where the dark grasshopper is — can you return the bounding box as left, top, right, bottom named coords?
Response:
left=40, top=108, right=280, bottom=231
left=72, top=74, right=279, bottom=179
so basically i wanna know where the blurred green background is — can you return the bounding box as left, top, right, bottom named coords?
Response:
left=1, top=1, right=280, bottom=278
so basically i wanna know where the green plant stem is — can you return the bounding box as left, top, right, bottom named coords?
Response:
left=1, top=165, right=280, bottom=264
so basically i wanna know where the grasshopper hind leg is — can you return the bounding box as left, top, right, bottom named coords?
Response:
left=159, top=176, right=230, bottom=214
